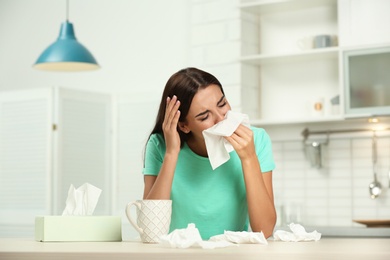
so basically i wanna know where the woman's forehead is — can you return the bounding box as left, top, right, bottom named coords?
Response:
left=188, top=85, right=224, bottom=113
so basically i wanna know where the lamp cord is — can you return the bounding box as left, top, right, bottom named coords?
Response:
left=66, top=0, right=69, bottom=21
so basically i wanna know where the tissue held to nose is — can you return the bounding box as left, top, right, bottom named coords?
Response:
left=62, top=183, right=102, bottom=216
left=202, top=110, right=250, bottom=170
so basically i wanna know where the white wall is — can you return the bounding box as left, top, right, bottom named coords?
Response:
left=0, top=0, right=190, bottom=95
left=189, top=0, right=242, bottom=111
left=272, top=134, right=390, bottom=228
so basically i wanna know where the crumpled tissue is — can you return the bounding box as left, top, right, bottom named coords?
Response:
left=62, top=183, right=102, bottom=216
left=202, top=110, right=250, bottom=170
left=210, top=230, right=268, bottom=245
left=273, top=223, right=321, bottom=242
left=159, top=223, right=267, bottom=249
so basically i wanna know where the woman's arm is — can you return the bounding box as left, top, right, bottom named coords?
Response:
left=143, top=152, right=179, bottom=199
left=143, top=96, right=181, bottom=199
left=225, top=125, right=276, bottom=238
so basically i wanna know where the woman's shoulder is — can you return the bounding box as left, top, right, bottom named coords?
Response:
left=250, top=126, right=272, bottom=144
left=250, top=126, right=267, bottom=136
left=149, top=132, right=164, bottom=141
left=147, top=133, right=166, bottom=148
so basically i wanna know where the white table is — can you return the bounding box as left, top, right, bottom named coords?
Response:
left=0, top=238, right=389, bottom=260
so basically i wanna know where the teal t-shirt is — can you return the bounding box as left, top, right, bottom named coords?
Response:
left=142, top=127, right=275, bottom=240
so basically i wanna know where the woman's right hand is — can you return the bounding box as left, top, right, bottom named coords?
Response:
left=162, top=95, right=181, bottom=155
left=144, top=95, right=181, bottom=200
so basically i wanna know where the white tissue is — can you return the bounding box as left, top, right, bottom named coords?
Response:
left=159, top=223, right=267, bottom=249
left=273, top=223, right=321, bottom=242
left=202, top=111, right=250, bottom=170
left=160, top=223, right=203, bottom=248
left=210, top=230, right=268, bottom=245
left=62, top=183, right=102, bottom=216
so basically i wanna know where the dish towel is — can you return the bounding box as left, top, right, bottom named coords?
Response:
left=202, top=110, right=250, bottom=170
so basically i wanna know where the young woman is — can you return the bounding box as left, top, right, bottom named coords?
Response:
left=142, top=67, right=276, bottom=239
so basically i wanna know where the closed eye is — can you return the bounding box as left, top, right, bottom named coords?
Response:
left=217, top=95, right=226, bottom=107
left=195, top=95, right=226, bottom=121
left=218, top=101, right=227, bottom=108
left=200, top=115, right=209, bottom=121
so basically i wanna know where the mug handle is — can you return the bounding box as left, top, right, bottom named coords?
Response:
left=125, top=201, right=144, bottom=235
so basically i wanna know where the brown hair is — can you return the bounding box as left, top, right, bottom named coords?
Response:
left=148, top=67, right=224, bottom=147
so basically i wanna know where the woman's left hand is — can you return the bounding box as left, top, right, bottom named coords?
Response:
left=224, top=124, right=256, bottom=161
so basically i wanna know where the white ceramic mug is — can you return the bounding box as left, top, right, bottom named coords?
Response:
left=125, top=200, right=172, bottom=243
left=313, top=35, right=332, bottom=48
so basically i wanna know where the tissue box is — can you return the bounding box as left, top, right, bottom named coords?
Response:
left=35, top=216, right=122, bottom=242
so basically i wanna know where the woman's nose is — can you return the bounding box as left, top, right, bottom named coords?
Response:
left=215, top=111, right=226, bottom=124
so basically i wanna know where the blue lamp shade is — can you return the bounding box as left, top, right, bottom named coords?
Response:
left=33, top=21, right=99, bottom=71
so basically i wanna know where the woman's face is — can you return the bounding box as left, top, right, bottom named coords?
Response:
left=179, top=84, right=231, bottom=142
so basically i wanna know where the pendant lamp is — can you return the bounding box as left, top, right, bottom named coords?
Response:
left=33, top=0, right=99, bottom=71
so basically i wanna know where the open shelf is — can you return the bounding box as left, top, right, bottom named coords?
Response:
left=240, top=47, right=339, bottom=65
left=240, top=0, right=337, bottom=14
left=250, top=115, right=344, bottom=126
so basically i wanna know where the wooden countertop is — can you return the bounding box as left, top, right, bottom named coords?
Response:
left=0, top=238, right=389, bottom=260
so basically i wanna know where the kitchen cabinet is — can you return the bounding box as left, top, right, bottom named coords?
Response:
left=0, top=87, right=112, bottom=237
left=343, top=45, right=390, bottom=117
left=239, top=0, right=390, bottom=125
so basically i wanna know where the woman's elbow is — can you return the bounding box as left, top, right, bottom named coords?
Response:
left=251, top=216, right=277, bottom=238
left=263, top=226, right=275, bottom=239
left=252, top=225, right=275, bottom=239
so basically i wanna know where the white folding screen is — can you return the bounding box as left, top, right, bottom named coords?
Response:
left=0, top=87, right=112, bottom=237
left=0, top=88, right=53, bottom=237
left=53, top=87, right=113, bottom=215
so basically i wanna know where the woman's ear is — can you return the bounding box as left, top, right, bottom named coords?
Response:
left=178, top=122, right=190, bottom=134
